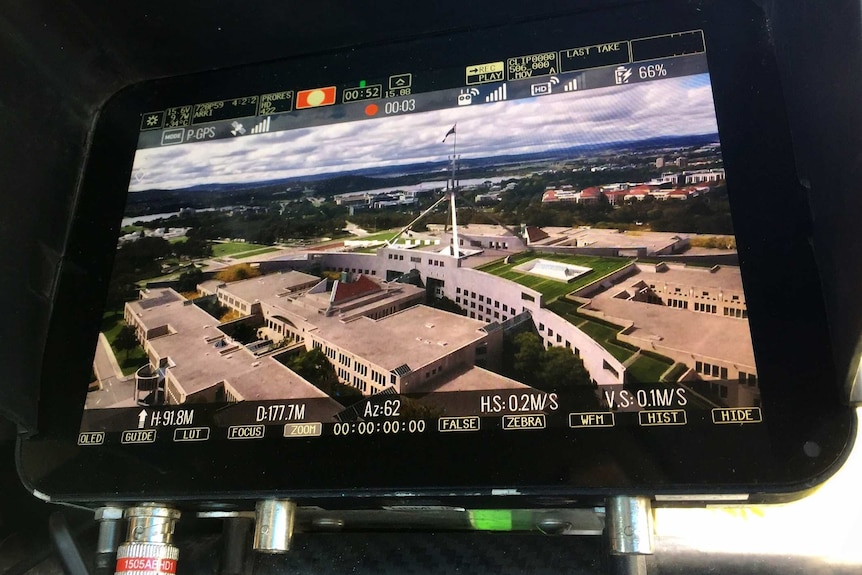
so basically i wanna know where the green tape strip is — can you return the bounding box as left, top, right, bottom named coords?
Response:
left=469, top=510, right=513, bottom=531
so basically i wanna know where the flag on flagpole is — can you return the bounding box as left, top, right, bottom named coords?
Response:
left=442, top=124, right=456, bottom=142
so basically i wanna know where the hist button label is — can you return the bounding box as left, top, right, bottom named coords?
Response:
left=120, top=429, right=157, bottom=444
left=712, top=407, right=762, bottom=424
left=638, top=410, right=687, bottom=426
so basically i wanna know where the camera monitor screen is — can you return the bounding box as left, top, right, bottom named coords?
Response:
left=19, top=0, right=854, bottom=504
left=79, top=30, right=763, bottom=446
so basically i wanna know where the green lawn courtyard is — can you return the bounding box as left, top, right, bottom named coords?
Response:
left=476, top=252, right=632, bottom=303
left=211, top=241, right=271, bottom=257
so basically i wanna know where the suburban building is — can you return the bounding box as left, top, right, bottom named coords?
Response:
left=124, top=288, right=344, bottom=418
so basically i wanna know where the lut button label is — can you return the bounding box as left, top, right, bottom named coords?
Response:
left=173, top=427, right=211, bottom=442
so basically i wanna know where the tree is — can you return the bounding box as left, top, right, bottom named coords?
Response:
left=175, top=268, right=204, bottom=293
left=512, top=332, right=544, bottom=386
left=541, top=346, right=591, bottom=389
left=214, top=263, right=261, bottom=283
left=113, top=325, right=140, bottom=361
left=285, top=348, right=362, bottom=404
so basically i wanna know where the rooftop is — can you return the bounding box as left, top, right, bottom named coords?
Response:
left=222, top=270, right=320, bottom=304
left=309, top=305, right=489, bottom=372
left=406, top=365, right=528, bottom=394
left=630, top=262, right=744, bottom=291
left=128, top=289, right=335, bottom=402
left=583, top=265, right=754, bottom=367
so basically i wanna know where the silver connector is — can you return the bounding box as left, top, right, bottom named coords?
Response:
left=115, top=504, right=181, bottom=575
left=253, top=500, right=296, bottom=553
left=95, top=506, right=124, bottom=556
left=606, top=496, right=654, bottom=555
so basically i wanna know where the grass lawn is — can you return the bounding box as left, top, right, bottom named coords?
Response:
left=353, top=229, right=405, bottom=242
left=169, top=236, right=189, bottom=244
left=477, top=252, right=632, bottom=303
left=211, top=241, right=270, bottom=257
left=235, top=247, right=280, bottom=259
left=627, top=355, right=672, bottom=383
left=121, top=225, right=145, bottom=234
left=546, top=299, right=636, bottom=362
left=101, top=310, right=149, bottom=376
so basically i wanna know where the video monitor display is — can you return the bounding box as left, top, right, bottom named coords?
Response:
left=79, top=31, right=763, bottom=445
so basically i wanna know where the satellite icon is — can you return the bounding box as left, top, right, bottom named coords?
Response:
left=230, top=121, right=246, bottom=136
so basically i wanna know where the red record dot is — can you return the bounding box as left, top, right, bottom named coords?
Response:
left=365, top=103, right=379, bottom=116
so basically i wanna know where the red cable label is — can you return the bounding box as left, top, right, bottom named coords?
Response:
left=116, top=557, right=177, bottom=573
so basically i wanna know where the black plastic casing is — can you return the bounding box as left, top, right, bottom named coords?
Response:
left=17, top=0, right=855, bottom=509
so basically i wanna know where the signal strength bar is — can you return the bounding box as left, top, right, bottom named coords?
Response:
left=563, top=78, right=579, bottom=92
left=484, top=83, right=507, bottom=102
left=250, top=116, right=271, bottom=134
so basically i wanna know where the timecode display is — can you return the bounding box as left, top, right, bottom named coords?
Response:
left=332, top=420, right=426, bottom=435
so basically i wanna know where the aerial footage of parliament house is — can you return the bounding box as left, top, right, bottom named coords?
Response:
left=88, top=211, right=760, bottom=415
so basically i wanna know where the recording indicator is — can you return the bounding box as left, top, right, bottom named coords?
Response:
left=192, top=96, right=259, bottom=125
left=342, top=83, right=382, bottom=103
left=257, top=91, right=293, bottom=116
left=559, top=41, right=631, bottom=73
left=296, top=86, right=337, bottom=109
left=364, top=103, right=379, bottom=116
left=466, top=61, right=504, bottom=85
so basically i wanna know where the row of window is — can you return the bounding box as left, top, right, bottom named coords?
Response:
left=332, top=266, right=377, bottom=276
left=667, top=298, right=688, bottom=309
left=738, top=371, right=758, bottom=386
left=650, top=284, right=743, bottom=304
left=696, top=361, right=728, bottom=379
left=724, top=307, right=748, bottom=318
left=693, top=302, right=717, bottom=314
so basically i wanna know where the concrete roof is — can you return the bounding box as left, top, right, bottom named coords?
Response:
left=130, top=290, right=333, bottom=402
left=530, top=227, right=683, bottom=253
left=585, top=267, right=754, bottom=367
left=406, top=365, right=528, bottom=394
left=630, top=263, right=744, bottom=291
left=310, top=305, right=489, bottom=372
left=223, top=270, right=319, bottom=304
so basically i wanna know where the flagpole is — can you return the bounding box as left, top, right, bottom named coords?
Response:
left=450, top=127, right=459, bottom=258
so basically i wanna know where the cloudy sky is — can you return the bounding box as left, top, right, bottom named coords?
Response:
left=129, top=74, right=718, bottom=192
